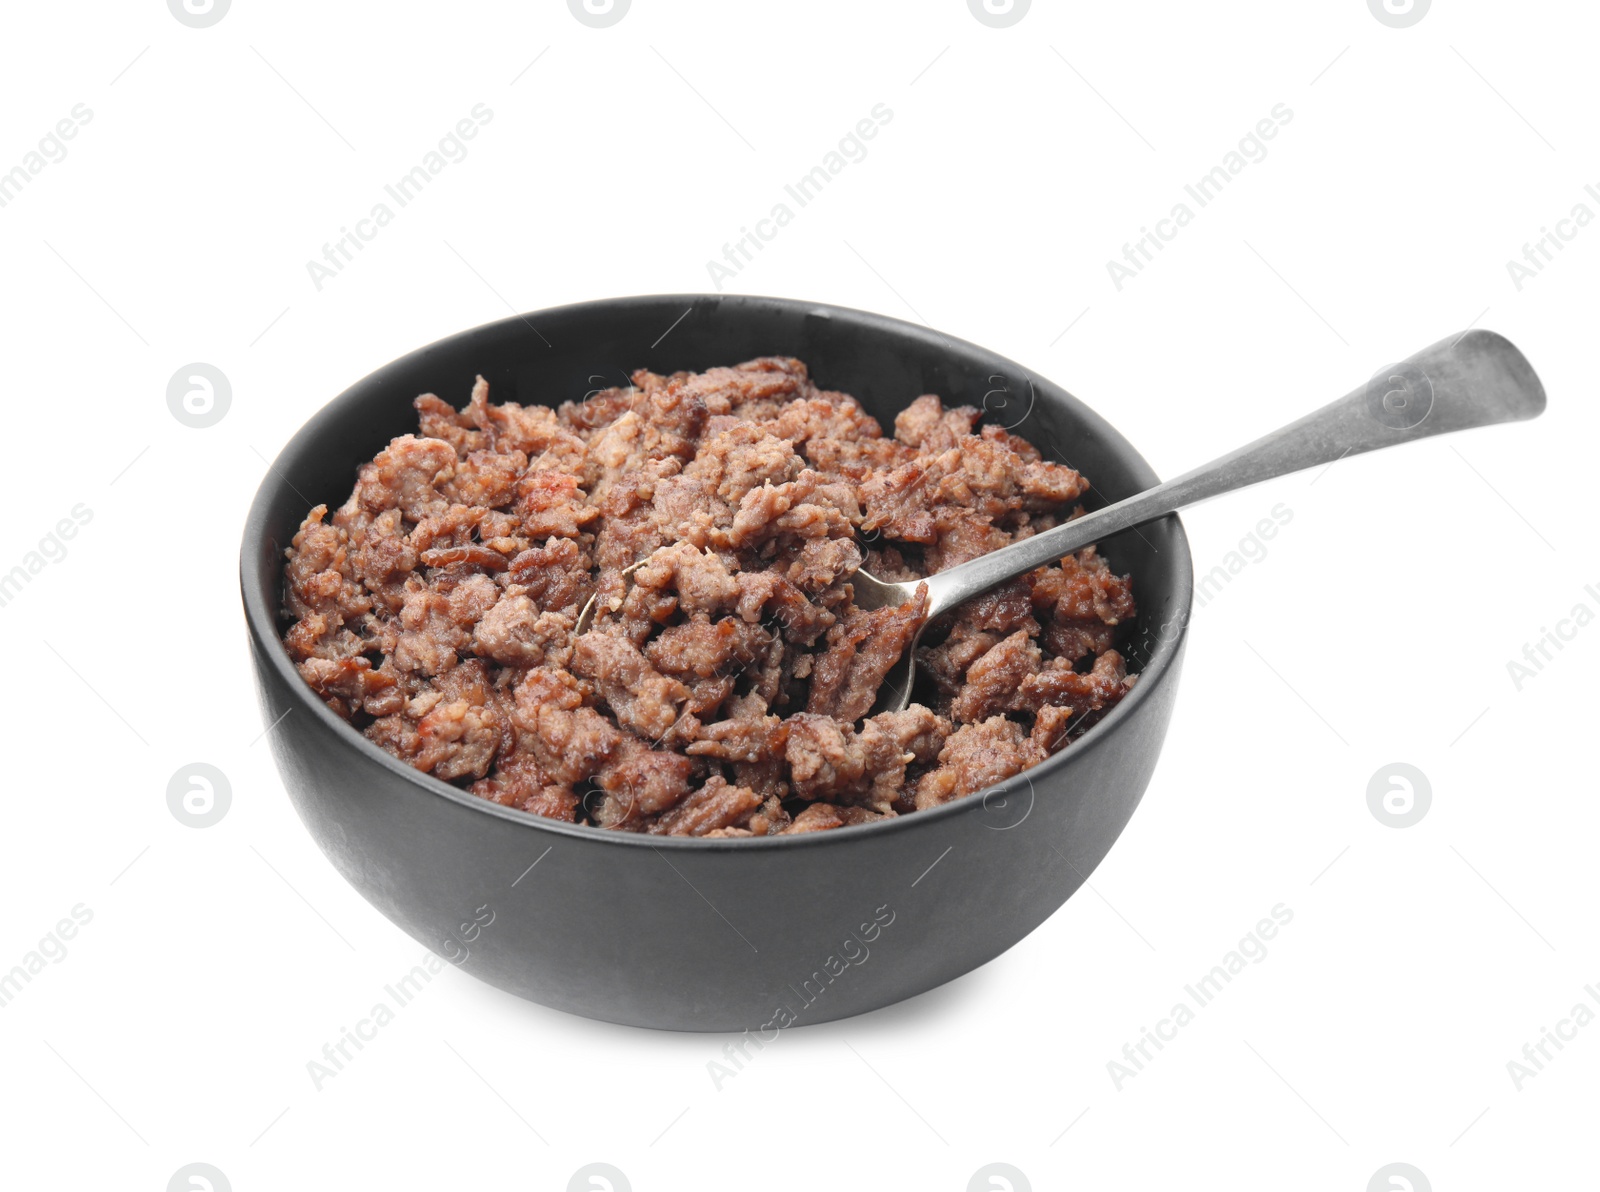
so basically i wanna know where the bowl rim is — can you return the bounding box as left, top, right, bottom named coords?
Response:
left=240, top=293, right=1194, bottom=851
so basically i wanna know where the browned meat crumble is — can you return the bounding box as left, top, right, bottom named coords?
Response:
left=280, top=358, right=1137, bottom=837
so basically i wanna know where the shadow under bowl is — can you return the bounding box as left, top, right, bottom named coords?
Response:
left=239, top=294, right=1193, bottom=1032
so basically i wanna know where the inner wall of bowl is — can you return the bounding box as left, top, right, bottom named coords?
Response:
left=256, top=294, right=1184, bottom=700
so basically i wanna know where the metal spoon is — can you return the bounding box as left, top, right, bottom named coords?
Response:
left=854, top=329, right=1545, bottom=713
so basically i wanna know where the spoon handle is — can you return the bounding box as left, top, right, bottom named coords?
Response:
left=920, top=329, right=1545, bottom=616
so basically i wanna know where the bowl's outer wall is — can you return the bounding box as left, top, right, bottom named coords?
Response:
left=242, top=295, right=1192, bottom=1031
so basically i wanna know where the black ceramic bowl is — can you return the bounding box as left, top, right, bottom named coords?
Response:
left=240, top=295, right=1193, bottom=1031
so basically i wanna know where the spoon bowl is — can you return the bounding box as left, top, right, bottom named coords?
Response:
left=240, top=293, right=1195, bottom=1030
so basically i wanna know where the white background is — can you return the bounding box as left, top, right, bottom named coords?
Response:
left=0, top=1, right=1593, bottom=1189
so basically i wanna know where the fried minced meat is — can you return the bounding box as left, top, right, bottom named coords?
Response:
left=281, top=360, right=1136, bottom=835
